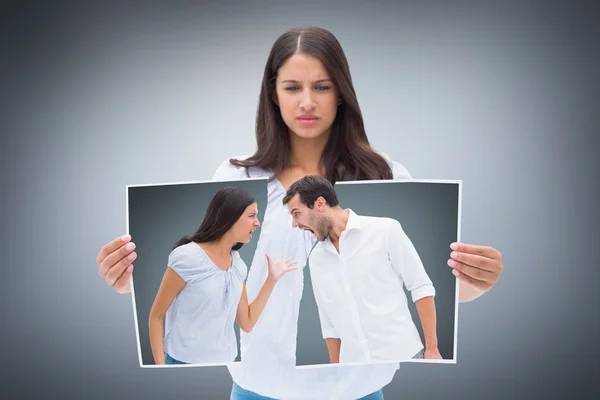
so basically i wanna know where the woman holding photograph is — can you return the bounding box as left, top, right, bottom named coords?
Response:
left=98, top=27, right=504, bottom=399
left=148, top=186, right=297, bottom=365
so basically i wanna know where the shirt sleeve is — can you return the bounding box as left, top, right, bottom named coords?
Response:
left=211, top=155, right=250, bottom=181
left=391, top=161, right=412, bottom=180
left=377, top=150, right=413, bottom=180
left=167, top=244, right=212, bottom=283
left=308, top=258, right=339, bottom=339
left=386, top=219, right=436, bottom=302
left=231, top=250, right=248, bottom=282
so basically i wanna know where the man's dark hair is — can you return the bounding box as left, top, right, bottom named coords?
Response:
left=282, top=175, right=339, bottom=208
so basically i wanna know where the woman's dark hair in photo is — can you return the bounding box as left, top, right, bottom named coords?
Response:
left=175, top=187, right=256, bottom=251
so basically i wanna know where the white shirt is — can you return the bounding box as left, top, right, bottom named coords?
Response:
left=212, top=153, right=412, bottom=400
left=164, top=242, right=247, bottom=364
left=309, top=209, right=435, bottom=364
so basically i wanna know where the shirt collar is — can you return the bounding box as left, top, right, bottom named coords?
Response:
left=344, top=208, right=362, bottom=232
left=319, top=209, right=362, bottom=253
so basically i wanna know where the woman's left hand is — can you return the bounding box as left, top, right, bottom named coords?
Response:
left=448, top=242, right=503, bottom=300
left=265, top=254, right=298, bottom=282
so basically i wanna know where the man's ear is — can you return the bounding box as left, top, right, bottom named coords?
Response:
left=315, top=196, right=326, bottom=211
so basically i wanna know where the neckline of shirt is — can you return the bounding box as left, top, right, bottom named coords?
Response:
left=192, top=242, right=234, bottom=273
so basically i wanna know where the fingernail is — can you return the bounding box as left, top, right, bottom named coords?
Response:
left=121, top=234, right=131, bottom=243
left=450, top=242, right=458, bottom=250
left=128, top=252, right=137, bottom=260
left=447, top=259, right=456, bottom=267
left=451, top=251, right=458, bottom=258
left=452, top=269, right=460, bottom=276
left=127, top=265, right=134, bottom=272
left=126, top=243, right=135, bottom=252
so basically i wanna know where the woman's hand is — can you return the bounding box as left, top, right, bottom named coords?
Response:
left=448, top=242, right=503, bottom=302
left=265, top=254, right=298, bottom=282
left=97, top=234, right=137, bottom=293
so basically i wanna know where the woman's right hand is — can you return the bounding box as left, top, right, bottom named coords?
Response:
left=265, top=254, right=298, bottom=282
left=97, top=234, right=137, bottom=293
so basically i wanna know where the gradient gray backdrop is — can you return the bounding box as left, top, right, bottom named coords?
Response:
left=298, top=181, right=458, bottom=366
left=3, top=0, right=598, bottom=398
left=128, top=179, right=268, bottom=365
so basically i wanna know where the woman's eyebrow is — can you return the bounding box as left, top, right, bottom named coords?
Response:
left=280, top=78, right=332, bottom=84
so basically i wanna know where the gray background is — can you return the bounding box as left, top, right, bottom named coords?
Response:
left=2, top=0, right=599, bottom=398
left=298, top=181, right=458, bottom=365
left=128, top=179, right=268, bottom=365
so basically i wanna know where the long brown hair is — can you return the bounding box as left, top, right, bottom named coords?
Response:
left=174, top=187, right=256, bottom=251
left=230, top=26, right=393, bottom=183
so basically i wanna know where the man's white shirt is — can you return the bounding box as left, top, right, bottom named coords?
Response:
left=309, top=209, right=435, bottom=363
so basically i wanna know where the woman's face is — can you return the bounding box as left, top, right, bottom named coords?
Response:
left=274, top=53, right=340, bottom=142
left=231, top=202, right=260, bottom=244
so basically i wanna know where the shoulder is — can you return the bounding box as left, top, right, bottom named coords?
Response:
left=372, top=215, right=403, bottom=230
left=380, top=217, right=406, bottom=239
left=212, top=155, right=272, bottom=181
left=168, top=243, right=211, bottom=277
left=231, top=250, right=248, bottom=280
left=362, top=217, right=406, bottom=252
left=359, top=214, right=402, bottom=233
left=212, top=155, right=249, bottom=181
left=168, top=242, right=199, bottom=265
left=375, top=150, right=412, bottom=180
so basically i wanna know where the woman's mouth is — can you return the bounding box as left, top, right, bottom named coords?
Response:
left=298, top=115, right=318, bottom=126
